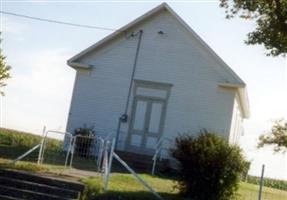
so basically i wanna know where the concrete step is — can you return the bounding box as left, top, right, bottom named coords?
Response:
left=0, top=194, right=21, bottom=200
left=0, top=177, right=79, bottom=199
left=116, top=151, right=153, bottom=161
left=114, top=151, right=169, bottom=173
left=0, top=169, right=85, bottom=192
left=0, top=169, right=85, bottom=200
left=0, top=185, right=70, bottom=200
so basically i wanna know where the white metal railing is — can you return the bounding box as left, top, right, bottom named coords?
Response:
left=11, top=128, right=71, bottom=165
left=11, top=128, right=107, bottom=172
left=101, top=137, right=163, bottom=200
left=39, top=130, right=73, bottom=166
left=151, top=137, right=172, bottom=176
left=11, top=144, right=41, bottom=164
left=12, top=127, right=47, bottom=164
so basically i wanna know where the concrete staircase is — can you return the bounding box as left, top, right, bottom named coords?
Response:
left=114, top=151, right=170, bottom=173
left=0, top=169, right=85, bottom=200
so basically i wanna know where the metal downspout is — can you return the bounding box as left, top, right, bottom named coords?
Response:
left=115, top=30, right=143, bottom=150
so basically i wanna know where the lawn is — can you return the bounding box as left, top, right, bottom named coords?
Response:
left=81, top=173, right=287, bottom=200
left=81, top=173, right=181, bottom=200
left=238, top=182, right=287, bottom=200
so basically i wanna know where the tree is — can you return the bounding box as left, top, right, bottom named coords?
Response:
left=171, top=130, right=247, bottom=200
left=258, top=119, right=287, bottom=152
left=220, top=0, right=287, bottom=56
left=0, top=35, right=11, bottom=96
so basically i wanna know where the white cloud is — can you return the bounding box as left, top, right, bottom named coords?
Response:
left=2, top=48, right=76, bottom=134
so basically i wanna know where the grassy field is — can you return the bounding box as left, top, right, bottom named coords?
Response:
left=238, top=182, right=287, bottom=200
left=81, top=173, right=287, bottom=200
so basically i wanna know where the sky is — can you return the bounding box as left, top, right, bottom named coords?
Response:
left=0, top=0, right=287, bottom=179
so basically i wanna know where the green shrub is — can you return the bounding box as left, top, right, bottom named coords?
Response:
left=74, top=125, right=96, bottom=137
left=73, top=125, right=96, bottom=158
left=241, top=161, right=251, bottom=181
left=171, top=130, right=247, bottom=200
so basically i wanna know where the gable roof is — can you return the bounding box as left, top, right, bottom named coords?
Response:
left=67, top=3, right=250, bottom=118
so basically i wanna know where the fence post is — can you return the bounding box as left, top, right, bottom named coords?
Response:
left=40, top=130, right=49, bottom=164
left=97, top=138, right=104, bottom=171
left=258, top=164, right=265, bottom=200
left=64, top=134, right=73, bottom=168
left=69, top=136, right=76, bottom=168
left=37, top=126, right=46, bottom=165
left=104, top=139, right=115, bottom=191
left=103, top=140, right=109, bottom=190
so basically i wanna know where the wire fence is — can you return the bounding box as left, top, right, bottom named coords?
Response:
left=0, top=128, right=107, bottom=173
left=39, top=130, right=72, bottom=169
left=68, top=135, right=105, bottom=171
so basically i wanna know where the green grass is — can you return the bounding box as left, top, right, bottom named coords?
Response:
left=81, top=173, right=181, bottom=200
left=0, top=158, right=47, bottom=172
left=246, top=175, right=287, bottom=191
left=238, top=182, right=287, bottom=200
left=81, top=173, right=287, bottom=200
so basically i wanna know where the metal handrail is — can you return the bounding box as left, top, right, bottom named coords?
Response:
left=151, top=137, right=172, bottom=176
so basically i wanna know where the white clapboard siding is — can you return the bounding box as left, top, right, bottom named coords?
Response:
left=66, top=8, right=244, bottom=152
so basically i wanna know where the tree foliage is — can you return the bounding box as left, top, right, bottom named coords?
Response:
left=0, top=35, right=11, bottom=96
left=220, top=0, right=287, bottom=56
left=171, top=130, right=247, bottom=200
left=258, top=119, right=287, bottom=152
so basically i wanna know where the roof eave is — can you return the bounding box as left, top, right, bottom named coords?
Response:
left=67, top=60, right=93, bottom=69
left=218, top=83, right=250, bottom=119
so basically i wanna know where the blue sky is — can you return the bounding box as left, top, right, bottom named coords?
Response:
left=1, top=0, right=286, bottom=179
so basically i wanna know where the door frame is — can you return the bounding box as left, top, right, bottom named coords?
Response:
left=125, top=79, right=172, bottom=154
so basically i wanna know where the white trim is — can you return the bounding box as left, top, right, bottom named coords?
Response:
left=218, top=82, right=245, bottom=88
left=218, top=82, right=250, bottom=118
left=67, top=2, right=245, bottom=86
left=67, top=60, right=93, bottom=69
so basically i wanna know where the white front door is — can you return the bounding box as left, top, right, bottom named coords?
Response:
left=126, top=96, right=166, bottom=154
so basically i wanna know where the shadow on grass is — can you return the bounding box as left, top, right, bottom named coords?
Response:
left=110, top=159, right=179, bottom=181
left=87, top=190, right=183, bottom=200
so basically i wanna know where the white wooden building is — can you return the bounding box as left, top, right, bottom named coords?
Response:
left=66, top=3, right=250, bottom=156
